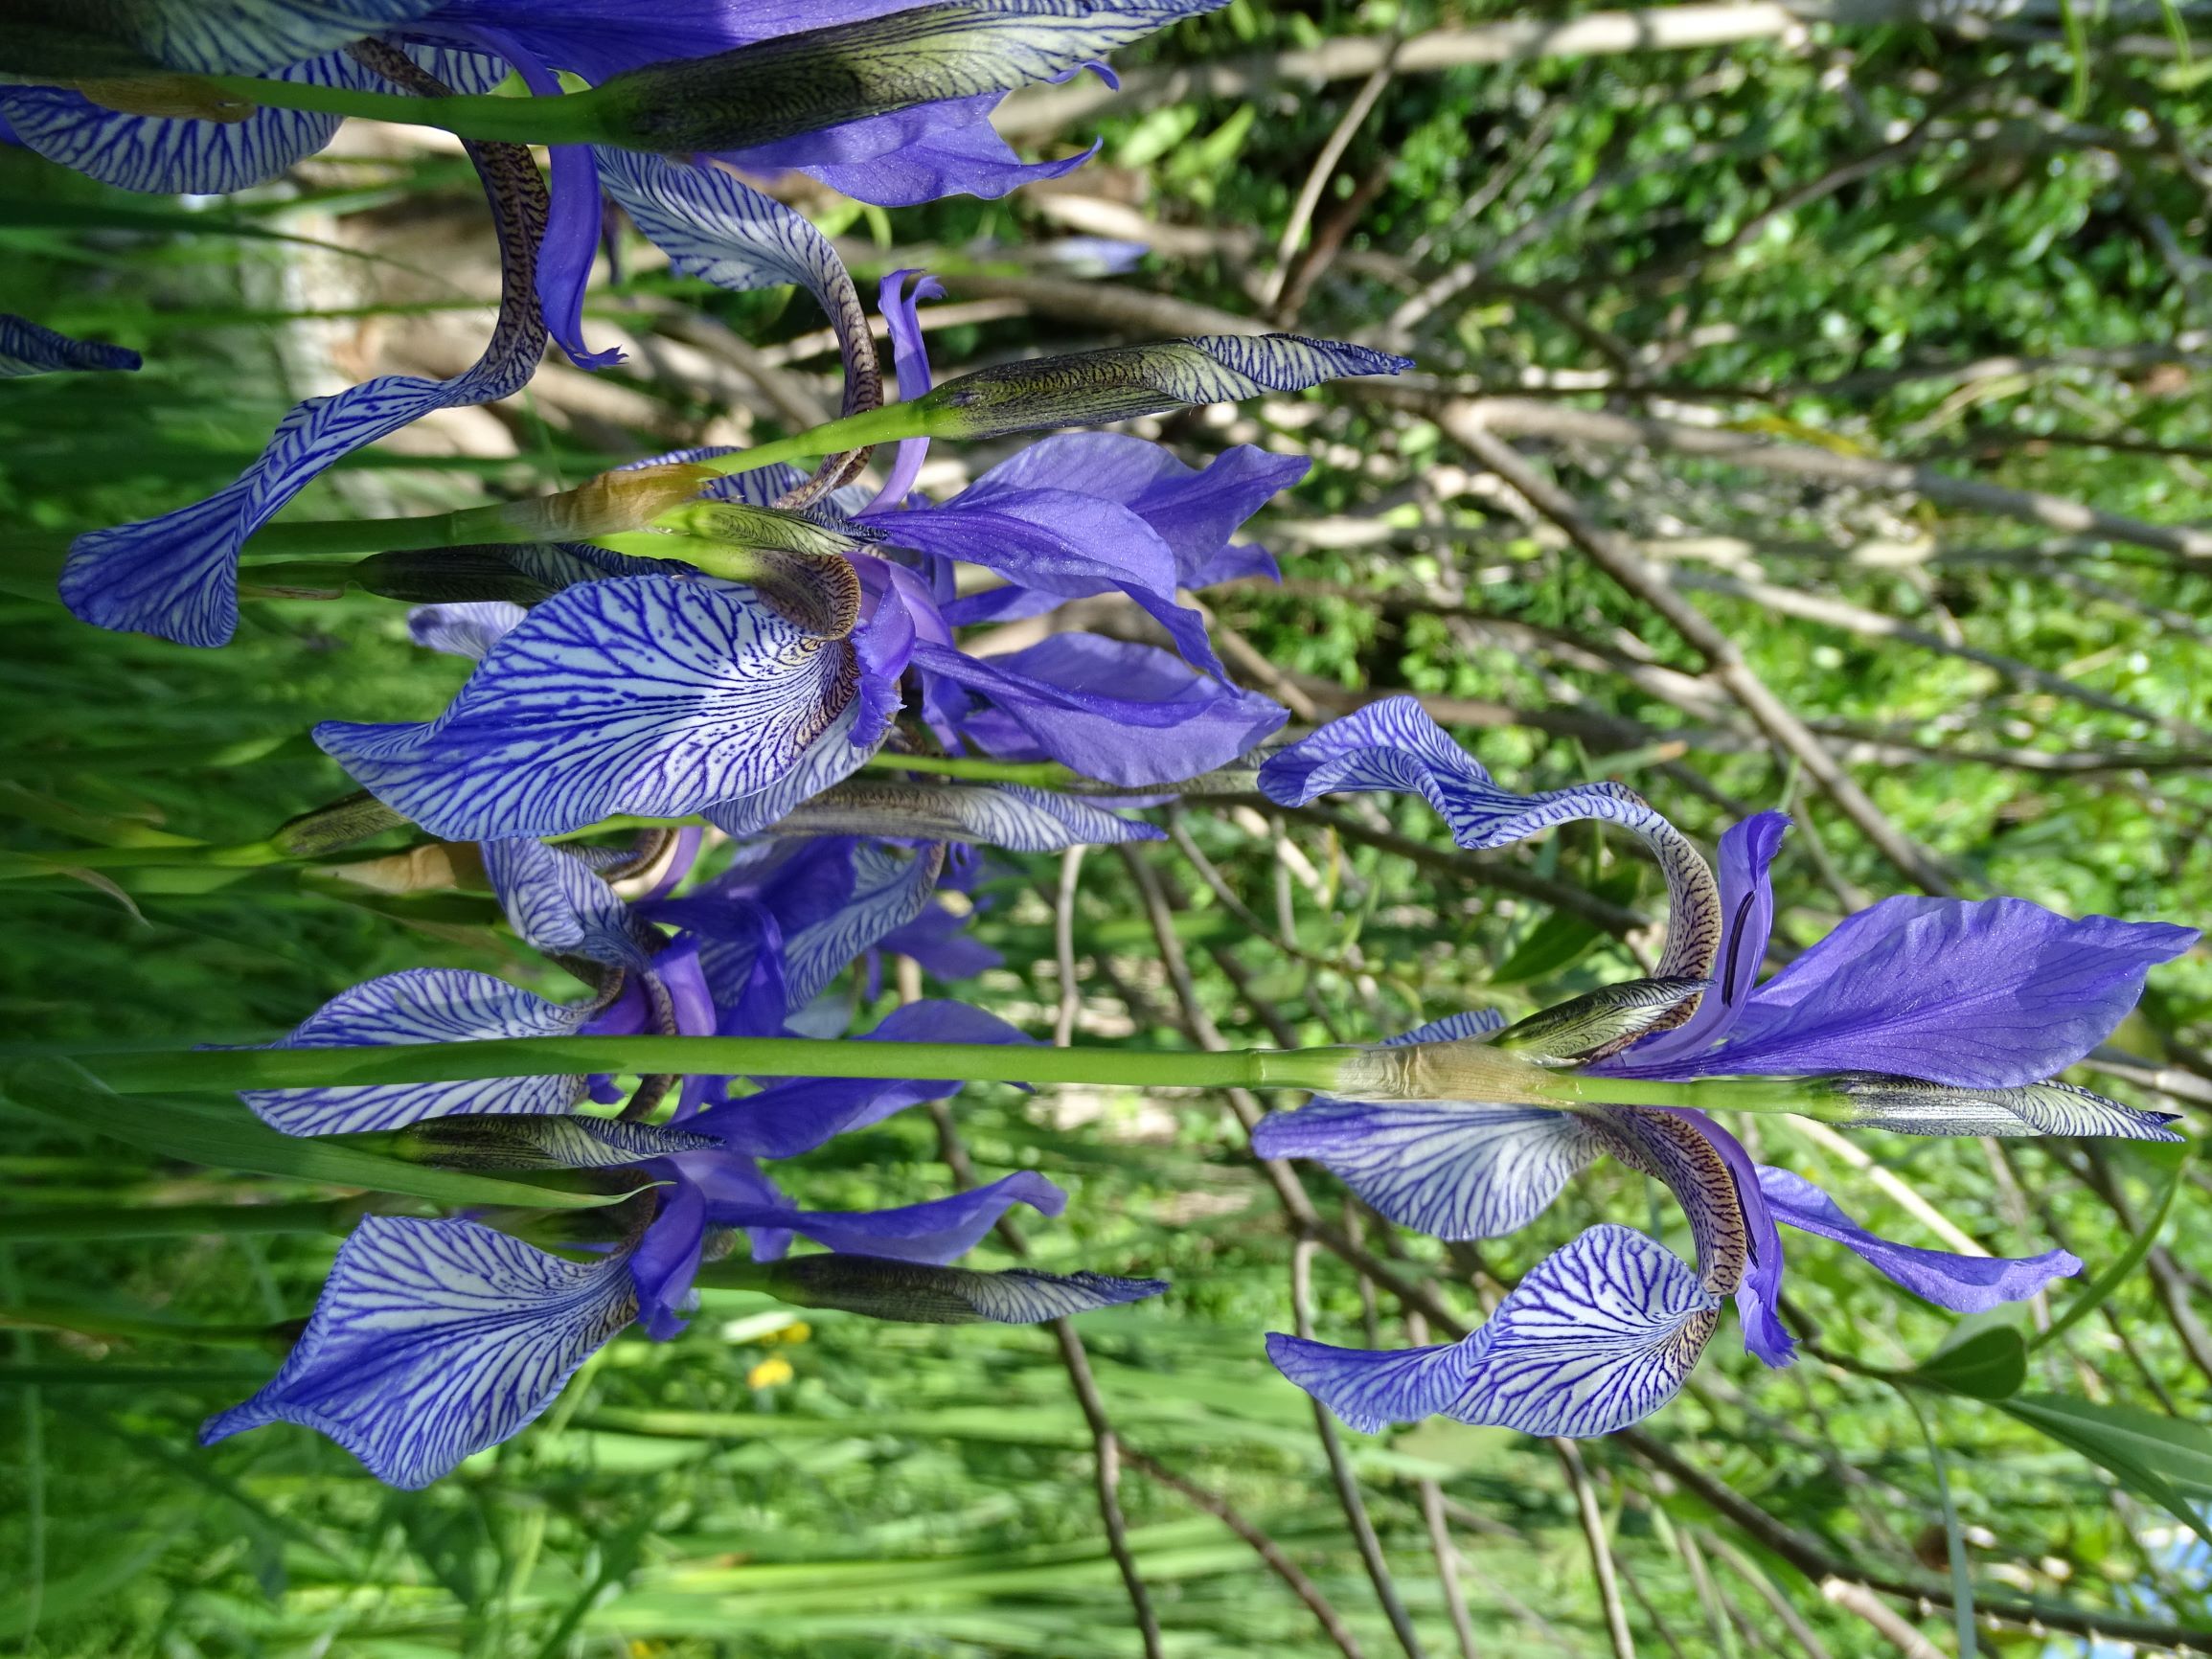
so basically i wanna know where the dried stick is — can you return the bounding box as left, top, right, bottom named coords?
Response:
left=1120, top=1445, right=1373, bottom=1659
left=1293, top=1239, right=1433, bottom=1659
left=1426, top=409, right=1956, bottom=894
left=1556, top=1440, right=1637, bottom=1659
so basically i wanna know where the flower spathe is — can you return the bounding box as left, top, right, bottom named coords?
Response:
left=1253, top=701, right=2192, bottom=1438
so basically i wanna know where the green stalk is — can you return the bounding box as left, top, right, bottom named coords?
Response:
left=201, top=75, right=619, bottom=146
left=65, top=1036, right=1357, bottom=1097
left=0, top=1202, right=348, bottom=1241
left=237, top=404, right=926, bottom=560
left=856, top=752, right=1084, bottom=787
left=47, top=1034, right=1863, bottom=1118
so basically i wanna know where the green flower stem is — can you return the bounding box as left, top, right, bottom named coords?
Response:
left=0, top=841, right=286, bottom=880
left=69, top=1037, right=1357, bottom=1098
left=53, top=1034, right=1856, bottom=1119
left=202, top=75, right=618, bottom=146
left=855, top=752, right=1084, bottom=787
left=0, top=1300, right=285, bottom=1349
left=239, top=405, right=930, bottom=561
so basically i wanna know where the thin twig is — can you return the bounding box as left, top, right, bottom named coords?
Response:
left=1120, top=1446, right=1373, bottom=1659
left=1556, top=1440, right=1636, bottom=1659
left=1293, top=1239, right=1432, bottom=1659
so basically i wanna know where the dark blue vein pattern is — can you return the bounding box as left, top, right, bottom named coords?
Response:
left=0, top=314, right=141, bottom=376
left=782, top=843, right=946, bottom=1009
left=3, top=50, right=350, bottom=194
left=59, top=48, right=543, bottom=647
left=1266, top=1331, right=1479, bottom=1435
left=1825, top=1074, right=2184, bottom=1142
left=1448, top=1224, right=1720, bottom=1437
left=201, top=1216, right=636, bottom=1488
left=317, top=578, right=858, bottom=839
left=84, top=0, right=441, bottom=74
left=1260, top=697, right=1722, bottom=985
left=1156, top=334, right=1413, bottom=401
left=1268, top=1224, right=1718, bottom=1438
left=410, top=601, right=525, bottom=660
left=1252, top=1100, right=1608, bottom=1240
left=240, top=967, right=591, bottom=1135
left=594, top=146, right=879, bottom=472
left=483, top=838, right=653, bottom=971
left=700, top=700, right=875, bottom=841
left=775, top=780, right=1163, bottom=851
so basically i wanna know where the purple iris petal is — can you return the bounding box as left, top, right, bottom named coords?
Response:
left=725, top=1171, right=1067, bottom=1263
left=723, top=95, right=1099, bottom=206
left=864, top=267, right=945, bottom=513
left=630, top=1180, right=709, bottom=1340
left=1273, top=1224, right=1720, bottom=1438
left=201, top=1216, right=636, bottom=1489
left=1607, top=811, right=1790, bottom=1075
left=958, top=433, right=1308, bottom=588
left=1667, top=1109, right=1794, bottom=1366
left=408, top=602, right=526, bottom=661
left=1252, top=1100, right=1606, bottom=1241
left=913, top=635, right=1286, bottom=786
left=1759, top=1167, right=2083, bottom=1313
left=876, top=903, right=1005, bottom=980
left=690, top=1000, right=1033, bottom=1157
left=885, top=489, right=1223, bottom=675
left=467, top=26, right=623, bottom=371
left=1656, top=897, right=2199, bottom=1089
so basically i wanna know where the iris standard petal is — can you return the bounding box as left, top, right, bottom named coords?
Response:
left=914, top=634, right=1286, bottom=787
left=1605, top=810, right=1790, bottom=1075
left=316, top=577, right=856, bottom=840
left=1259, top=698, right=1722, bottom=984
left=240, top=967, right=592, bottom=1135
left=1758, top=1166, right=2082, bottom=1313
left=723, top=94, right=1096, bottom=206
left=958, top=432, right=1307, bottom=588
left=1685, top=896, right=2199, bottom=1088
left=200, top=1215, right=636, bottom=1489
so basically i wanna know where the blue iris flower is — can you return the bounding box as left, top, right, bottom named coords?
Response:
left=213, top=814, right=1164, bottom=1486
left=299, top=259, right=1395, bottom=840
left=42, top=1, right=1234, bottom=648
left=1249, top=699, right=2196, bottom=1439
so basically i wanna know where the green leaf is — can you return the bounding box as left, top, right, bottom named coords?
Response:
left=0, top=1059, right=628, bottom=1213
left=1488, top=873, right=1640, bottom=986
left=1908, top=1325, right=2027, bottom=1400
left=2001, top=1394, right=2212, bottom=1551
left=2032, top=1148, right=2192, bottom=1352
